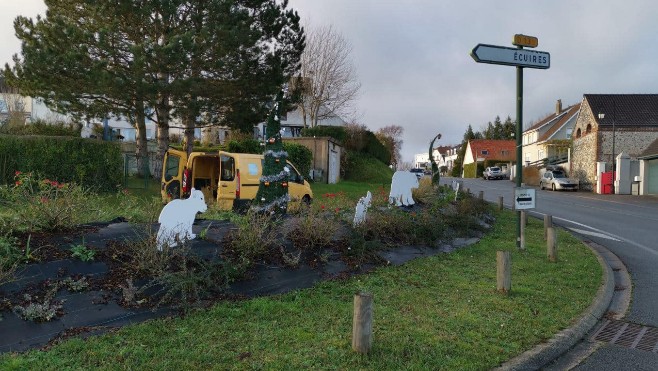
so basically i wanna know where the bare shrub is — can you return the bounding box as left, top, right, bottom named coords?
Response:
left=284, top=210, right=340, bottom=253
left=224, top=212, right=280, bottom=266
left=412, top=177, right=436, bottom=205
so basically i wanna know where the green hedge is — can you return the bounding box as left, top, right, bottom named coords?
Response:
left=0, top=119, right=81, bottom=136
left=0, top=135, right=122, bottom=191
left=364, top=131, right=391, bottom=165
left=301, top=125, right=391, bottom=165
left=227, top=139, right=261, bottom=154
left=342, top=151, right=393, bottom=183
left=283, top=142, right=312, bottom=180
left=462, top=163, right=482, bottom=178
left=300, top=126, right=347, bottom=142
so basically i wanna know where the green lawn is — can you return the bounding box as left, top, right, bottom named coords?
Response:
left=0, top=206, right=602, bottom=370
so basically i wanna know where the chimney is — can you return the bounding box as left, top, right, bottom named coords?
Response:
left=555, top=99, right=562, bottom=114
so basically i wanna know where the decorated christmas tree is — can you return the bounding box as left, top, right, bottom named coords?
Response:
left=252, top=91, right=290, bottom=215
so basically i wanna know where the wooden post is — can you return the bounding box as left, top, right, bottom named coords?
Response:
left=466, top=188, right=470, bottom=195
left=498, top=196, right=504, bottom=210
left=497, top=251, right=511, bottom=294
left=544, top=214, right=553, bottom=241
left=521, top=210, right=527, bottom=227
left=547, top=227, right=557, bottom=262
left=478, top=190, right=484, bottom=200
left=352, top=292, right=373, bottom=354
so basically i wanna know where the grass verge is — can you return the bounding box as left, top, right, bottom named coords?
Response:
left=0, top=209, right=602, bottom=370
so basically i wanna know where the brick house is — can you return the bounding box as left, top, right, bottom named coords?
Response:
left=462, top=139, right=516, bottom=178
left=571, top=94, right=658, bottom=188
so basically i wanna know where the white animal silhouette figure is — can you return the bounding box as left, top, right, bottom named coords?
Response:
left=156, top=188, right=207, bottom=250
left=353, top=191, right=372, bottom=226
left=389, top=171, right=419, bottom=206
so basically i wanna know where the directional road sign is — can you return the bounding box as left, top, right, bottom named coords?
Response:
left=514, top=188, right=536, bottom=210
left=471, top=44, right=550, bottom=69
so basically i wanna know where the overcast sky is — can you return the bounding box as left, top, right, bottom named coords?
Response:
left=3, top=1, right=658, bottom=163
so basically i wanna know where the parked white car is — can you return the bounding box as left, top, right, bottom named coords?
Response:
left=540, top=169, right=579, bottom=191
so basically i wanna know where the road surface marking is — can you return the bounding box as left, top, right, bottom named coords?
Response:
left=568, top=228, right=620, bottom=241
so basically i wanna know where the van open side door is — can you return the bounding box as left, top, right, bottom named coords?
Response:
left=161, top=148, right=187, bottom=202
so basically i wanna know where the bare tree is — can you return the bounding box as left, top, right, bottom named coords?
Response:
left=298, top=24, right=360, bottom=127
left=376, top=125, right=404, bottom=169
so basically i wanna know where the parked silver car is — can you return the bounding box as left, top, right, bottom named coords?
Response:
left=540, top=169, right=579, bottom=191
left=483, top=166, right=504, bottom=180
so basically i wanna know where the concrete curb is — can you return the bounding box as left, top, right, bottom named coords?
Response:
left=494, top=243, right=614, bottom=371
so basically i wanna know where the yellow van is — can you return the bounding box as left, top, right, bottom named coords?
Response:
left=161, top=148, right=313, bottom=211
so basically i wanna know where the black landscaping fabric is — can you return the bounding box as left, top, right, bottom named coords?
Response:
left=0, top=219, right=481, bottom=354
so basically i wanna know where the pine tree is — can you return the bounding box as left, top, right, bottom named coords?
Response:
left=503, top=116, right=516, bottom=140
left=252, top=91, right=289, bottom=215
left=6, top=0, right=304, bottom=174
left=493, top=116, right=504, bottom=139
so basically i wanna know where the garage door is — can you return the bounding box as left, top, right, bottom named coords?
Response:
left=649, top=159, right=658, bottom=195
left=328, top=150, right=339, bottom=184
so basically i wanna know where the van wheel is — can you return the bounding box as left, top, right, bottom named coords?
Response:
left=552, top=184, right=556, bottom=191
left=302, top=195, right=312, bottom=206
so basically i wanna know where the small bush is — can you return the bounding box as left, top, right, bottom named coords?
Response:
left=70, top=243, right=95, bottom=262
left=8, top=171, right=111, bottom=232
left=62, top=276, right=90, bottom=292
left=13, top=299, right=63, bottom=322
left=12, top=281, right=63, bottom=322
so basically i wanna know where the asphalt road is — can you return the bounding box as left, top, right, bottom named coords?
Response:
left=440, top=177, right=658, bottom=370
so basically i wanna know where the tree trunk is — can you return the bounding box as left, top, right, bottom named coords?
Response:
left=183, top=112, right=195, bottom=157
left=154, top=97, right=170, bottom=180
left=134, top=100, right=149, bottom=178
left=300, top=104, right=308, bottom=128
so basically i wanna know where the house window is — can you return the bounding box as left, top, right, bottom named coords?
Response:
left=538, top=149, right=545, bottom=159
left=481, top=150, right=489, bottom=155
left=585, top=124, right=592, bottom=134
left=566, top=128, right=573, bottom=138
left=576, top=128, right=582, bottom=138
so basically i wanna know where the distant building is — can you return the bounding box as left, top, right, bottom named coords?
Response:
left=413, top=145, right=453, bottom=169
left=462, top=139, right=516, bottom=178
left=255, top=105, right=347, bottom=141
left=522, top=99, right=580, bottom=166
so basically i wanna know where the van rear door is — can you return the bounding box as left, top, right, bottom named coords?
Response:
left=217, top=153, right=237, bottom=210
left=161, top=148, right=187, bottom=202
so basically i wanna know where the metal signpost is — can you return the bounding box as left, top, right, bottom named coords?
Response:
left=471, top=34, right=550, bottom=248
